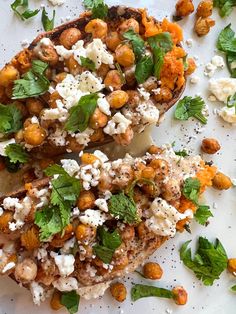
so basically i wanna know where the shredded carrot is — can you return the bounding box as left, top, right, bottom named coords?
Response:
left=196, top=164, right=217, bottom=193
left=176, top=217, right=190, bottom=232
left=178, top=196, right=197, bottom=214
left=141, top=9, right=162, bottom=37
left=161, top=18, right=183, bottom=44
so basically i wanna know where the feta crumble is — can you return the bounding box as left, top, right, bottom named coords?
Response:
left=104, top=112, right=131, bottom=135
left=94, top=198, right=108, bottom=212
left=86, top=39, right=114, bottom=69
left=61, top=159, right=80, bottom=176
left=53, top=277, right=79, bottom=291
left=80, top=209, right=106, bottom=227
left=51, top=253, right=75, bottom=277
left=77, top=281, right=111, bottom=300
left=209, top=78, right=236, bottom=103
left=75, top=128, right=94, bottom=146
left=219, top=106, right=236, bottom=124
left=30, top=282, right=46, bottom=306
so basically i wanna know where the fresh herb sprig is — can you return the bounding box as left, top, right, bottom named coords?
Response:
left=227, top=92, right=236, bottom=113
left=213, top=0, right=236, bottom=17
left=0, top=103, right=22, bottom=134
left=41, top=7, right=55, bottom=31
left=131, top=284, right=173, bottom=301
left=61, top=291, right=80, bottom=314
left=83, top=0, right=108, bottom=19
left=11, top=0, right=39, bottom=21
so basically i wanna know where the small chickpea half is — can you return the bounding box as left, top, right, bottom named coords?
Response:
left=106, top=90, right=129, bottom=109
left=119, top=18, right=140, bottom=34
left=59, top=27, right=82, bottom=49
left=195, top=17, right=215, bottom=37
left=104, top=70, right=123, bottom=90
left=201, top=138, right=221, bottom=154
left=113, top=126, right=134, bottom=146
left=197, top=0, right=213, bottom=18
left=110, top=282, right=127, bottom=302
left=77, top=190, right=96, bottom=211
left=115, top=44, right=135, bottom=67
left=106, top=32, right=122, bottom=52
left=50, top=290, right=63, bottom=310
left=143, top=262, right=163, bottom=280
left=23, top=123, right=47, bottom=146
left=26, top=98, right=44, bottom=116
left=175, top=0, right=194, bottom=17
left=89, top=108, right=108, bottom=129
left=212, top=172, right=232, bottom=190
left=185, top=58, right=197, bottom=76
left=85, top=19, right=108, bottom=39
left=14, top=258, right=37, bottom=284
left=172, top=286, right=188, bottom=305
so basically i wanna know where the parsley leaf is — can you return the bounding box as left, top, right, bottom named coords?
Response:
left=0, top=103, right=22, bottom=134
left=80, top=56, right=96, bottom=71
left=41, top=7, right=55, bottom=31
left=83, top=0, right=108, bottom=19
left=131, top=284, right=173, bottom=301
left=180, top=237, right=228, bottom=286
left=108, top=192, right=141, bottom=224
left=194, top=205, right=213, bottom=226
left=227, top=92, right=236, bottom=113
left=135, top=56, right=154, bottom=84
left=174, top=96, right=208, bottom=125
left=61, top=291, right=80, bottom=314
left=5, top=143, right=29, bottom=164
left=182, top=177, right=201, bottom=205
left=226, top=52, right=236, bottom=77
left=175, top=149, right=189, bottom=157
left=231, top=285, right=236, bottom=292
left=11, top=0, right=39, bottom=21
left=65, top=93, right=98, bottom=132
left=123, top=30, right=145, bottom=60
left=93, top=246, right=114, bottom=264
left=213, top=0, right=236, bottom=17
left=217, top=24, right=236, bottom=53
left=12, top=60, right=50, bottom=99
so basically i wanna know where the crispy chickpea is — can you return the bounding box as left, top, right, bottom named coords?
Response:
left=119, top=18, right=140, bottom=34
left=81, top=153, right=99, bottom=165
left=65, top=55, right=84, bottom=76
left=162, top=178, right=181, bottom=201
left=104, top=70, right=123, bottom=90
left=106, top=90, right=129, bottom=109
left=89, top=108, right=108, bottom=129
left=147, top=145, right=163, bottom=155
left=185, top=58, right=197, bottom=76
left=59, top=27, right=82, bottom=49
left=197, top=0, right=213, bottom=18
left=201, top=138, right=221, bottom=154
left=48, top=91, right=62, bottom=109
left=120, top=225, right=135, bottom=242
left=14, top=258, right=37, bottom=284
left=115, top=44, right=135, bottom=67
left=194, top=17, right=215, bottom=36
left=110, top=282, right=127, bottom=302
left=143, top=262, right=163, bottom=280
left=85, top=19, right=108, bottom=39
left=153, top=87, right=173, bottom=103
left=106, top=32, right=122, bottom=51
left=113, top=255, right=129, bottom=271
left=50, top=290, right=63, bottom=310
left=98, top=170, right=113, bottom=192
left=90, top=128, right=105, bottom=142
left=51, top=224, right=74, bottom=248
left=212, top=172, right=232, bottom=190
left=0, top=211, right=13, bottom=233
left=142, top=166, right=155, bottom=180
left=53, top=72, right=68, bottom=84
left=0, top=65, right=19, bottom=87
left=96, top=63, right=110, bottom=79
left=142, top=76, right=158, bottom=92
left=175, top=0, right=194, bottom=17
left=75, top=224, right=96, bottom=242
left=227, top=258, right=236, bottom=275
left=150, top=159, right=169, bottom=182
left=136, top=221, right=149, bottom=239
left=172, top=286, right=188, bottom=305
left=26, top=98, right=44, bottom=116
left=113, top=126, right=134, bottom=146
left=77, top=190, right=95, bottom=210
left=23, top=123, right=47, bottom=146
left=124, top=66, right=136, bottom=87
left=66, top=136, right=84, bottom=152
left=36, top=44, right=59, bottom=66
left=126, top=90, right=141, bottom=108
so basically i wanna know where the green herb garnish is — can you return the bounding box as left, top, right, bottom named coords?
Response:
left=227, top=92, right=236, bottom=113
left=213, top=0, right=236, bottom=17
left=135, top=56, right=154, bottom=84
left=175, top=149, right=189, bottom=157
left=123, top=29, right=145, bottom=60
left=41, top=7, right=55, bottom=31
left=61, top=291, right=80, bottom=314
left=11, top=0, right=39, bottom=21
left=5, top=143, right=29, bottom=164
left=80, top=56, right=96, bottom=71
left=230, top=285, right=236, bottom=292
left=194, top=205, right=213, bottom=226
left=131, top=284, right=173, bottom=301
left=83, top=0, right=108, bottom=19
left=0, top=103, right=22, bottom=134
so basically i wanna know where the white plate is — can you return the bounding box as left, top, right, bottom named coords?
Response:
left=0, top=0, right=236, bottom=313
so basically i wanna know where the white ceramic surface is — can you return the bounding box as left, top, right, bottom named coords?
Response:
left=0, top=0, right=236, bottom=313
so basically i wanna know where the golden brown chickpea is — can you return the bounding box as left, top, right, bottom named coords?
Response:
left=50, top=290, right=63, bottom=310
left=96, top=63, right=110, bottom=79
left=119, top=18, right=140, bottom=34
left=51, top=224, right=74, bottom=248
left=201, top=138, right=221, bottom=154
left=142, top=166, right=155, bottom=180
left=106, top=32, right=122, bottom=51
left=48, top=91, right=62, bottom=109
left=53, top=72, right=68, bottom=84
left=124, top=66, right=136, bottom=87
left=172, top=286, right=188, bottom=305
left=106, top=90, right=129, bottom=109
left=197, top=0, right=213, bottom=18
left=228, top=258, right=236, bottom=275
left=153, top=87, right=173, bottom=103
left=113, top=255, right=129, bottom=271
left=147, top=145, right=163, bottom=155
left=90, top=128, right=105, bottom=142
left=26, top=98, right=44, bottom=116
left=0, top=211, right=13, bottom=233
left=110, top=282, right=127, bottom=302
left=23, top=123, right=47, bottom=146
left=65, top=55, right=84, bottom=76
left=104, top=70, right=123, bottom=90
left=75, top=224, right=96, bottom=242
left=162, top=178, right=181, bottom=201
left=194, top=17, right=215, bottom=36
left=185, top=58, right=197, bottom=76
left=113, top=125, right=134, bottom=146
left=77, top=190, right=96, bottom=210
left=66, top=136, right=84, bottom=153
left=0, top=65, right=19, bottom=87
left=143, top=262, right=163, bottom=280
left=36, top=44, right=59, bottom=66
left=136, top=221, right=149, bottom=239
left=85, top=19, right=108, bottom=39
left=113, top=163, right=134, bottom=187
left=175, top=0, right=194, bottom=17
left=150, top=159, right=169, bottom=181
left=14, top=101, right=29, bottom=118
left=120, top=225, right=135, bottom=242
left=89, top=108, right=108, bottom=129
left=59, top=27, right=82, bottom=49
left=14, top=258, right=37, bottom=284
left=126, top=90, right=141, bottom=108
left=212, top=172, right=232, bottom=190
left=115, top=44, right=135, bottom=67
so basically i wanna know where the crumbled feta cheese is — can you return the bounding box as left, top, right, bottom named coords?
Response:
left=53, top=277, right=79, bottom=291
left=42, top=99, right=68, bottom=122
left=208, top=95, right=217, bottom=102
left=2, top=262, right=15, bottom=273
left=30, top=116, right=39, bottom=124
left=0, top=207, right=3, bottom=216
left=72, top=40, right=87, bottom=64
left=40, top=38, right=52, bottom=46
left=219, top=106, right=236, bottom=124
left=48, top=0, right=65, bottom=6
left=61, top=237, right=76, bottom=254
left=97, top=96, right=111, bottom=115
left=30, top=282, right=46, bottom=306
left=138, top=87, right=150, bottom=100
left=54, top=45, right=73, bottom=60
left=51, top=253, right=75, bottom=277
left=94, top=198, right=108, bottom=212
left=75, top=128, right=94, bottom=146
left=186, top=38, right=193, bottom=48
left=61, top=159, right=80, bottom=176
left=0, top=139, right=16, bottom=156
left=79, top=71, right=104, bottom=93
left=209, top=78, right=236, bottom=103
left=48, top=127, right=67, bottom=146
left=136, top=102, right=160, bottom=124
left=37, top=248, right=48, bottom=261
left=211, top=55, right=225, bottom=68
left=190, top=76, right=200, bottom=84
left=79, top=162, right=101, bottom=190
left=80, top=209, right=106, bottom=227
left=77, top=281, right=111, bottom=300
left=204, top=62, right=217, bottom=77
left=104, top=112, right=131, bottom=135
left=93, top=150, right=109, bottom=163
left=86, top=39, right=114, bottom=69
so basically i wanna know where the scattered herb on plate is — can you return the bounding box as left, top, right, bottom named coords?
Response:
left=175, top=149, right=189, bottom=157
left=131, top=284, right=173, bottom=301
left=11, top=0, right=39, bottom=21
left=83, top=0, right=108, bottom=19
left=41, top=7, right=55, bottom=31
left=227, top=92, right=236, bottom=113
left=61, top=291, right=80, bottom=314
left=194, top=205, right=213, bottom=226
left=213, top=0, right=236, bottom=17
left=231, top=285, right=236, bottom=292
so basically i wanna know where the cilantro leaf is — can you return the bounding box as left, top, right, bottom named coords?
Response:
left=135, top=56, right=154, bottom=84
left=213, top=0, right=236, bottom=17
left=123, top=29, right=145, bottom=60
left=194, top=205, right=213, bottom=225
left=231, top=285, right=236, bottom=292
left=217, top=24, right=236, bottom=53
left=41, top=7, right=55, bottom=31
left=182, top=177, right=201, bottom=205
left=93, top=245, right=114, bottom=264
left=175, top=149, right=189, bottom=157
left=108, top=192, right=141, bottom=224
left=0, top=103, right=22, bottom=134
left=65, top=93, right=98, bottom=132
left=131, top=284, right=173, bottom=301
left=44, top=164, right=69, bottom=176
left=12, top=60, right=50, bottom=99
left=80, top=56, right=96, bottom=71
left=180, top=237, right=228, bottom=286
left=227, top=92, right=236, bottom=113
left=174, top=96, right=208, bottom=125
left=83, top=0, right=108, bottom=19
left=61, top=291, right=80, bottom=314
left=226, top=52, right=236, bottom=77
left=5, top=144, right=29, bottom=164
left=11, top=0, right=39, bottom=21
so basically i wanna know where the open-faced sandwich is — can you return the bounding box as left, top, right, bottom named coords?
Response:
left=0, top=143, right=217, bottom=310
left=0, top=5, right=195, bottom=165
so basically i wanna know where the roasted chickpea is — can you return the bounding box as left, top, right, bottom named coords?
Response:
left=153, top=87, right=173, bottom=103
left=106, top=90, right=129, bottom=109
left=0, top=211, right=13, bottom=233
left=14, top=258, right=37, bottom=283
left=124, top=66, right=136, bottom=87
left=77, top=190, right=95, bottom=210
left=85, top=19, right=108, bottom=39
left=185, top=58, right=197, bottom=76
left=48, top=91, right=62, bottom=109
left=26, top=98, right=44, bottom=116
left=143, top=262, right=163, bottom=280
left=115, top=44, right=135, bottom=67
left=113, top=164, right=134, bottom=187
left=228, top=258, right=236, bottom=275
left=119, top=18, right=140, bottom=34
left=53, top=72, right=67, bottom=84
left=162, top=178, right=181, bottom=201
left=142, top=76, right=158, bottom=92
left=197, top=0, right=213, bottom=18
left=21, top=226, right=40, bottom=251
left=212, top=172, right=232, bottom=190
left=150, top=159, right=169, bottom=181
left=59, top=27, right=82, bottom=49
left=126, top=90, right=141, bottom=108
left=96, top=63, right=110, bottom=79
left=106, top=32, right=122, bottom=51
left=89, top=108, right=108, bottom=129
left=104, top=70, right=123, bottom=90
left=51, top=224, right=74, bottom=248
left=0, top=65, right=19, bottom=87
left=65, top=55, right=84, bottom=76
left=120, top=225, right=135, bottom=242
left=175, top=0, right=194, bottom=17
left=66, top=136, right=84, bottom=152
left=142, top=166, right=155, bottom=180
left=98, top=170, right=113, bottom=192
left=75, top=224, right=96, bottom=242
left=172, top=286, right=188, bottom=305
left=147, top=145, right=163, bottom=155
left=90, top=128, right=105, bottom=142
left=113, top=126, right=134, bottom=146
left=195, top=17, right=215, bottom=36
left=14, top=101, right=29, bottom=118
left=136, top=221, right=149, bottom=239
left=201, top=138, right=221, bottom=154
left=50, top=290, right=63, bottom=310
left=110, top=282, right=127, bottom=302
left=23, top=123, right=46, bottom=146
left=113, top=255, right=129, bottom=271
left=36, top=45, right=59, bottom=66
